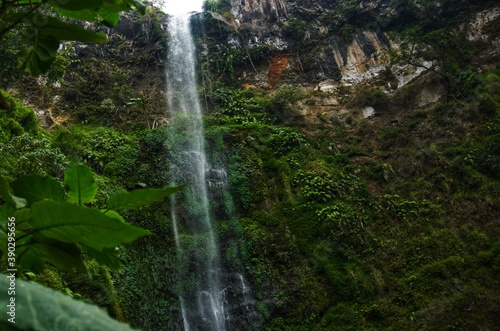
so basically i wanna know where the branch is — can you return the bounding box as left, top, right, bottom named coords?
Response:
left=0, top=0, right=47, bottom=38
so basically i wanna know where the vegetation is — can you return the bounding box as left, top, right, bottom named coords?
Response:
left=0, top=0, right=499, bottom=330
left=0, top=276, right=137, bottom=330
left=0, top=0, right=146, bottom=75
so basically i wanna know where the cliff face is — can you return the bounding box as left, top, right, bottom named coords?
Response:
left=230, top=0, right=287, bottom=23
left=209, top=1, right=497, bottom=83
left=201, top=0, right=499, bottom=122
left=195, top=5, right=500, bottom=329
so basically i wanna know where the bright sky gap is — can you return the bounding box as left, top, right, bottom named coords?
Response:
left=160, top=0, right=205, bottom=15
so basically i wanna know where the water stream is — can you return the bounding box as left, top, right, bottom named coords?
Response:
left=166, top=13, right=227, bottom=331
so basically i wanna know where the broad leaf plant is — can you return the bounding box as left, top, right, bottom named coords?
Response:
left=0, top=0, right=146, bottom=75
left=0, top=160, right=182, bottom=273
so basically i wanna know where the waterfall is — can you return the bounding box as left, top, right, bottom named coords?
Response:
left=166, top=13, right=227, bottom=331
left=164, top=2, right=261, bottom=329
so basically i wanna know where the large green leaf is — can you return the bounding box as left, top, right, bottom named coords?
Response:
left=52, top=4, right=128, bottom=27
left=12, top=209, right=32, bottom=231
left=46, top=0, right=104, bottom=11
left=17, top=34, right=59, bottom=76
left=0, top=177, right=27, bottom=209
left=125, top=0, right=147, bottom=14
left=31, top=200, right=150, bottom=250
left=0, top=275, right=138, bottom=330
left=17, top=14, right=105, bottom=75
left=37, top=16, right=107, bottom=43
left=0, top=203, right=15, bottom=227
left=51, top=7, right=115, bottom=25
left=98, top=9, right=121, bottom=27
left=16, top=0, right=103, bottom=11
left=18, top=235, right=86, bottom=273
left=12, top=249, right=45, bottom=274
left=0, top=204, right=15, bottom=260
left=107, top=185, right=184, bottom=211
left=11, top=174, right=65, bottom=207
left=64, top=160, right=98, bottom=206
left=87, top=247, right=121, bottom=270
left=102, top=0, right=147, bottom=15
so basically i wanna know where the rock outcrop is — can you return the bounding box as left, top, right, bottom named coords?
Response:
left=206, top=1, right=499, bottom=91
left=201, top=0, right=500, bottom=124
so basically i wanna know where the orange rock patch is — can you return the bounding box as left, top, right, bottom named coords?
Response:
left=267, top=52, right=288, bottom=89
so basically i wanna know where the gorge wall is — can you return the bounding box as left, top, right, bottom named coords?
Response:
left=202, top=0, right=500, bottom=121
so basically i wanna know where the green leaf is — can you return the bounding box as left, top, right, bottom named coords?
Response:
left=0, top=204, right=15, bottom=227
left=103, top=209, right=126, bottom=222
left=125, top=0, right=147, bottom=14
left=107, top=185, right=184, bottom=211
left=99, top=9, right=121, bottom=27
left=46, top=0, right=104, bottom=11
left=64, top=160, right=98, bottom=206
left=13, top=209, right=32, bottom=231
left=18, top=236, right=86, bottom=273
left=0, top=204, right=14, bottom=260
left=52, top=7, right=120, bottom=27
left=17, top=15, right=105, bottom=75
left=17, top=34, right=59, bottom=76
left=31, top=200, right=150, bottom=251
left=11, top=174, right=65, bottom=206
left=14, top=249, right=45, bottom=274
left=0, top=275, right=139, bottom=330
left=0, top=208, right=8, bottom=260
left=102, top=0, right=147, bottom=15
left=0, top=177, right=27, bottom=209
left=37, top=16, right=107, bottom=43
left=87, top=247, right=121, bottom=270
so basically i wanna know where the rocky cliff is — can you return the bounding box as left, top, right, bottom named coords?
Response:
left=203, top=0, right=499, bottom=119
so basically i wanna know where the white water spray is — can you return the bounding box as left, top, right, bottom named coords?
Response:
left=165, top=8, right=227, bottom=331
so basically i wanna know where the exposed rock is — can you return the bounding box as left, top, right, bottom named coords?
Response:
left=393, top=60, right=435, bottom=88
left=317, top=79, right=336, bottom=93
left=213, top=1, right=500, bottom=102
left=230, top=0, right=288, bottom=24
left=416, top=84, right=444, bottom=108
left=465, top=6, right=500, bottom=42
left=267, top=52, right=289, bottom=88
left=329, top=31, right=391, bottom=86
left=363, top=106, right=375, bottom=118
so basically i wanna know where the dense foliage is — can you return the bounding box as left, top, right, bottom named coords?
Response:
left=0, top=0, right=499, bottom=330
left=0, top=0, right=146, bottom=75
left=201, top=74, right=500, bottom=330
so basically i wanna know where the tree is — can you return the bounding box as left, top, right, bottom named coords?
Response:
left=392, top=27, right=480, bottom=100
left=0, top=0, right=146, bottom=74
left=0, top=0, right=146, bottom=109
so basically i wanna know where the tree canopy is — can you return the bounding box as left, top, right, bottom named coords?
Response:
left=0, top=0, right=146, bottom=76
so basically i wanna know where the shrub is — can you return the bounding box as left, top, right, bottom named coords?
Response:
left=203, top=0, right=222, bottom=12
left=52, top=125, right=140, bottom=180
left=267, top=87, right=307, bottom=121
left=0, top=133, right=67, bottom=180
left=0, top=90, right=37, bottom=142
left=283, top=19, right=307, bottom=41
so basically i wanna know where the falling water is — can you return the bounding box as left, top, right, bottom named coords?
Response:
left=166, top=12, right=227, bottom=331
